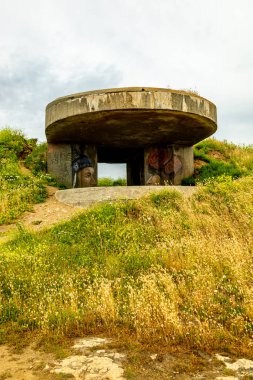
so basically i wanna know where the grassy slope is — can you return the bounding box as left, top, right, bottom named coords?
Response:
left=184, top=138, right=253, bottom=184
left=0, top=128, right=59, bottom=225
left=0, top=129, right=49, bottom=224
left=0, top=176, right=253, bottom=353
left=0, top=129, right=253, bottom=353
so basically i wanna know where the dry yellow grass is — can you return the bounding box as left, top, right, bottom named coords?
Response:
left=0, top=176, right=252, bottom=353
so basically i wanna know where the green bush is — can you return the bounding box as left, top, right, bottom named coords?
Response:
left=98, top=177, right=127, bottom=186
left=0, top=128, right=34, bottom=160
left=24, top=142, right=47, bottom=175
left=0, top=128, right=48, bottom=224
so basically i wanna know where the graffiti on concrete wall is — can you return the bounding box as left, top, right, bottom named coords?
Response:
left=146, top=147, right=182, bottom=185
left=72, top=145, right=96, bottom=188
left=47, top=143, right=72, bottom=188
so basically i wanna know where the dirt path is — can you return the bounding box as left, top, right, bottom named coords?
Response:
left=0, top=186, right=81, bottom=243
left=1, top=336, right=253, bottom=379
left=19, top=186, right=80, bottom=230
left=0, top=344, right=55, bottom=380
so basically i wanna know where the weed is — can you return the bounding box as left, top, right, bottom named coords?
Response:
left=0, top=371, right=12, bottom=380
left=36, top=335, right=73, bottom=359
left=124, top=366, right=137, bottom=378
left=222, top=367, right=237, bottom=376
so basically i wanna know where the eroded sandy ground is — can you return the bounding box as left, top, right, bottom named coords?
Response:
left=19, top=186, right=80, bottom=230
left=0, top=343, right=54, bottom=380
left=1, top=336, right=253, bottom=380
left=0, top=186, right=81, bottom=243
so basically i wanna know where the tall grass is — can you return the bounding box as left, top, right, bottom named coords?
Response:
left=0, top=176, right=252, bottom=351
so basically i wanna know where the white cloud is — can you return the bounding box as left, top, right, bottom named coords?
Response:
left=0, top=54, right=122, bottom=140
left=0, top=0, right=252, bottom=145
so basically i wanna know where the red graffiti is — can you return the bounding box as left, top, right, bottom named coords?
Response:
left=147, top=148, right=173, bottom=170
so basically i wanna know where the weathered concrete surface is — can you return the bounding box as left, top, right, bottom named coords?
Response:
left=46, top=87, right=217, bottom=147
left=144, top=145, right=193, bottom=185
left=55, top=186, right=196, bottom=207
left=47, top=143, right=72, bottom=188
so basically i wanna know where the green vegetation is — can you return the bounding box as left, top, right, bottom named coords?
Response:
left=98, top=177, right=127, bottom=186
left=182, top=138, right=253, bottom=185
left=0, top=128, right=48, bottom=224
left=0, top=129, right=253, bottom=353
left=0, top=128, right=65, bottom=225
left=0, top=175, right=253, bottom=352
left=24, top=141, right=47, bottom=175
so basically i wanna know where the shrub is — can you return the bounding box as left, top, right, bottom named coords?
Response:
left=0, top=128, right=47, bottom=224
left=98, top=177, right=127, bottom=186
left=24, top=142, right=47, bottom=175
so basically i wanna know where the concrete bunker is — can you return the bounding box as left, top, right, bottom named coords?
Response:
left=45, top=87, right=217, bottom=187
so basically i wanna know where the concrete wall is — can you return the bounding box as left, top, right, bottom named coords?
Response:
left=173, top=146, right=194, bottom=185
left=144, top=145, right=194, bottom=185
left=47, top=143, right=193, bottom=188
left=47, top=143, right=97, bottom=188
left=47, top=143, right=72, bottom=188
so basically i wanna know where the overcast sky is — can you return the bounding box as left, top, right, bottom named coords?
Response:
left=0, top=0, right=253, bottom=158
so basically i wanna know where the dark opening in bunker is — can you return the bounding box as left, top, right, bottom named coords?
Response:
left=97, top=147, right=144, bottom=186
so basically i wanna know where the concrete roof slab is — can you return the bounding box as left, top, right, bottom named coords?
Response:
left=45, top=87, right=217, bottom=147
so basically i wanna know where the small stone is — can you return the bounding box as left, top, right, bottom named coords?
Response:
left=150, top=354, right=158, bottom=360
left=73, top=337, right=108, bottom=350
left=113, top=353, right=125, bottom=360
left=215, top=354, right=231, bottom=363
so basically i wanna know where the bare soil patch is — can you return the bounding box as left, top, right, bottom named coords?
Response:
left=209, top=150, right=226, bottom=161
left=1, top=336, right=252, bottom=379
left=0, top=186, right=80, bottom=243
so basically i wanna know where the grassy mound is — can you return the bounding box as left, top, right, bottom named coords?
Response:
left=1, top=128, right=253, bottom=352
left=0, top=176, right=252, bottom=352
left=183, top=138, right=253, bottom=185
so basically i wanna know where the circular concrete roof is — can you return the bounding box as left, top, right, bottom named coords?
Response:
left=45, top=87, right=217, bottom=147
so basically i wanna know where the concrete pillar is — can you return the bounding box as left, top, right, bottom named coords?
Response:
left=72, top=144, right=97, bottom=188
left=47, top=143, right=72, bottom=188
left=144, top=145, right=194, bottom=185
left=173, top=145, right=194, bottom=185
left=47, top=143, right=97, bottom=188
